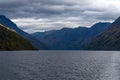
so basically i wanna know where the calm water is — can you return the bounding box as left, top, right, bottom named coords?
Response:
left=0, top=51, right=120, bottom=80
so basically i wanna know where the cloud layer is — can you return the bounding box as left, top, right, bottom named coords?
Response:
left=0, top=0, right=120, bottom=33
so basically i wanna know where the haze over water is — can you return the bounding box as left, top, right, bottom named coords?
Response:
left=0, top=51, right=120, bottom=80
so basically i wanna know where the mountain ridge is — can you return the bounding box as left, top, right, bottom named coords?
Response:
left=87, top=16, right=120, bottom=50
left=0, top=24, right=36, bottom=50
left=0, top=15, right=48, bottom=50
left=32, top=22, right=111, bottom=50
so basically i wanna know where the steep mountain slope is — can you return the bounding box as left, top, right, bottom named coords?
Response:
left=0, top=24, right=36, bottom=50
left=87, top=16, right=120, bottom=50
left=32, top=22, right=111, bottom=50
left=0, top=15, right=47, bottom=49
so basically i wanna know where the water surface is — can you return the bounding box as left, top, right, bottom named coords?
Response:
left=0, top=51, right=120, bottom=80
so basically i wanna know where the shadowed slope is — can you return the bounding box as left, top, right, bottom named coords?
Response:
left=0, top=24, right=36, bottom=50
left=0, top=15, right=48, bottom=50
left=32, top=22, right=111, bottom=50
left=87, top=17, right=120, bottom=50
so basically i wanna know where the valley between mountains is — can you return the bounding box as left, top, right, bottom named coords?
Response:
left=0, top=15, right=120, bottom=50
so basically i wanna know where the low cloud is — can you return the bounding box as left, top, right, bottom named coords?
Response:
left=0, top=0, right=120, bottom=33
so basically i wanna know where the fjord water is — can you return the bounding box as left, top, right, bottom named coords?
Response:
left=0, top=51, right=120, bottom=80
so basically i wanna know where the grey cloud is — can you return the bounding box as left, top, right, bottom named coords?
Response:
left=0, top=0, right=120, bottom=33
left=0, top=0, right=89, bottom=18
left=0, top=0, right=26, bottom=8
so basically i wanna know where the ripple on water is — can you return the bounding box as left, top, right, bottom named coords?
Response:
left=0, top=51, right=120, bottom=80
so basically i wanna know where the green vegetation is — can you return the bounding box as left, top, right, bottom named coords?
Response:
left=0, top=24, right=36, bottom=50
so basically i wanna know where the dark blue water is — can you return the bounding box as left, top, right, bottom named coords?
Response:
left=0, top=51, right=120, bottom=80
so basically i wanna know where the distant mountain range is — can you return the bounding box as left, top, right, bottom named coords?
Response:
left=32, top=22, right=111, bottom=50
left=87, top=17, right=120, bottom=50
left=1, top=15, right=120, bottom=50
left=0, top=24, right=36, bottom=50
left=0, top=15, right=47, bottom=50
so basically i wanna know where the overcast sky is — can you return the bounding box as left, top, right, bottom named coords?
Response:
left=0, top=0, right=120, bottom=33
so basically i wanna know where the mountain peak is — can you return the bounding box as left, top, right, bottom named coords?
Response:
left=91, top=22, right=111, bottom=29
left=93, top=22, right=111, bottom=25
left=0, top=15, right=48, bottom=50
left=0, top=15, right=6, bottom=18
left=108, top=16, right=120, bottom=29
left=87, top=16, right=120, bottom=50
left=114, top=16, right=120, bottom=22
left=61, top=27, right=72, bottom=30
left=0, top=15, right=18, bottom=30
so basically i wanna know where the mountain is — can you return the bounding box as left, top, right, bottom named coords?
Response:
left=87, top=16, right=120, bottom=50
left=0, top=15, right=47, bottom=50
left=0, top=24, right=36, bottom=50
left=32, top=22, right=111, bottom=50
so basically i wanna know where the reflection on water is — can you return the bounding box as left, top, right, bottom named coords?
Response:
left=0, top=51, right=120, bottom=80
